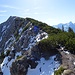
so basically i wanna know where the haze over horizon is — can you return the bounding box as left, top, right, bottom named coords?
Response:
left=0, top=0, right=75, bottom=26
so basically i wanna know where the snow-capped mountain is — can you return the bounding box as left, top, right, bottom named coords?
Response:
left=0, top=16, right=60, bottom=75
left=53, top=21, right=75, bottom=32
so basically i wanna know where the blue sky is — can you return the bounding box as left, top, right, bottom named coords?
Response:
left=0, top=0, right=75, bottom=25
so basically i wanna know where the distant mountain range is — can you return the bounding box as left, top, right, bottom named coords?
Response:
left=53, top=21, right=75, bottom=32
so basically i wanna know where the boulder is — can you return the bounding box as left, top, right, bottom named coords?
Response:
left=10, top=55, right=29, bottom=75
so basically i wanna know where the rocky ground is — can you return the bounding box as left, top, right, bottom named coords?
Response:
left=58, top=48, right=75, bottom=75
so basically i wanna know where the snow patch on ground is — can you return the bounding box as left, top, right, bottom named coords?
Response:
left=7, top=25, right=10, bottom=28
left=1, top=51, right=22, bottom=75
left=22, top=32, right=48, bottom=51
left=1, top=56, right=15, bottom=75
left=64, top=51, right=70, bottom=54
left=19, top=27, right=23, bottom=35
left=4, top=35, right=15, bottom=50
left=27, top=55, right=60, bottom=75
left=11, top=46, right=14, bottom=51
left=15, top=51, right=22, bottom=59
left=29, top=27, right=32, bottom=30
left=0, top=30, right=49, bottom=75
left=2, top=25, right=6, bottom=32
left=36, top=32, right=48, bottom=42
left=73, top=62, right=75, bottom=65
left=0, top=36, right=2, bottom=42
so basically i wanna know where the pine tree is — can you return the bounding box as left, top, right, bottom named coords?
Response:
left=62, top=25, right=64, bottom=32
left=68, top=27, right=74, bottom=32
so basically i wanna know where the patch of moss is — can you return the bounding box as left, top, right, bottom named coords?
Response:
left=0, top=51, right=5, bottom=60
left=54, top=66, right=64, bottom=75
left=14, top=30, right=18, bottom=38
left=6, top=50, right=10, bottom=56
left=26, top=17, right=62, bottom=35
left=16, top=35, right=20, bottom=42
left=17, top=56, right=23, bottom=59
left=22, top=25, right=29, bottom=33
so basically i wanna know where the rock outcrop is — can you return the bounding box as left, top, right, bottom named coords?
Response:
left=0, top=16, right=61, bottom=75
left=10, top=56, right=29, bottom=75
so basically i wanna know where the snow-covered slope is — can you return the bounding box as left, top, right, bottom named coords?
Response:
left=27, top=55, right=60, bottom=75
left=0, top=31, right=48, bottom=75
left=1, top=57, right=15, bottom=75
left=1, top=55, right=60, bottom=75
left=0, top=16, right=60, bottom=75
left=53, top=21, right=75, bottom=32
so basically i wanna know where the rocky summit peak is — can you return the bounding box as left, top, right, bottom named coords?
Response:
left=68, top=21, right=73, bottom=24
left=0, top=16, right=61, bottom=75
left=6, top=16, right=17, bottom=21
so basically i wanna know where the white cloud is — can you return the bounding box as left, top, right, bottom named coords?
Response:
left=34, top=7, right=40, bottom=9
left=34, top=12, right=39, bottom=14
left=44, top=18, right=60, bottom=26
left=19, top=9, right=31, bottom=15
left=0, top=5, right=20, bottom=10
left=0, top=10, right=7, bottom=13
left=0, top=14, right=7, bottom=16
left=34, top=12, right=48, bottom=15
left=24, top=12, right=31, bottom=15
left=25, top=9, right=30, bottom=12
left=19, top=8, right=30, bottom=12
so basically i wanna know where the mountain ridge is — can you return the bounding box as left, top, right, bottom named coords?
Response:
left=53, top=21, right=75, bottom=32
left=0, top=16, right=75, bottom=75
left=0, top=16, right=61, bottom=75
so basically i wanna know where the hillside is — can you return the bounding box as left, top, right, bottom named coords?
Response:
left=0, top=16, right=75, bottom=75
left=0, top=16, right=61, bottom=75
